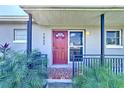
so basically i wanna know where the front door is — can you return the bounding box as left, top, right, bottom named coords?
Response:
left=53, top=30, right=68, bottom=64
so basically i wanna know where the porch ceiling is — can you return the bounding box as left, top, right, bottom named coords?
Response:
left=21, top=6, right=124, bottom=27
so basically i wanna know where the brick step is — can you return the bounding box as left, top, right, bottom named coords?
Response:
left=48, top=67, right=72, bottom=79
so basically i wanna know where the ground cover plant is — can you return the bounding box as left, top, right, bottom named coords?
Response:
left=73, top=65, right=124, bottom=88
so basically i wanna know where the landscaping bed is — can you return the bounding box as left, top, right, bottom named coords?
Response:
left=0, top=43, right=48, bottom=88
left=72, top=66, right=124, bottom=88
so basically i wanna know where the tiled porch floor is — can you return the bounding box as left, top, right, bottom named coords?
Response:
left=48, top=67, right=72, bottom=79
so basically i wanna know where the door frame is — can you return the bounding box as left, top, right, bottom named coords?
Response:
left=68, top=29, right=85, bottom=63
left=52, top=29, right=85, bottom=65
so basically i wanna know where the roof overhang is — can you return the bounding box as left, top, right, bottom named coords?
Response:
left=21, top=6, right=124, bottom=27
left=0, top=16, right=29, bottom=21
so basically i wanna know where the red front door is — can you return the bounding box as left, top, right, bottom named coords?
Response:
left=53, top=30, right=68, bottom=64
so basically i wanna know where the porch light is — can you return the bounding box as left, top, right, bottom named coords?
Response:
left=86, top=31, right=90, bottom=36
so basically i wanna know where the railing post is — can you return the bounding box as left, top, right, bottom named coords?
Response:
left=101, top=14, right=105, bottom=65
left=72, top=55, right=75, bottom=78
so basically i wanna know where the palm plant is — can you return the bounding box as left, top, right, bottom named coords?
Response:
left=0, top=50, right=48, bottom=88
left=0, top=43, right=10, bottom=60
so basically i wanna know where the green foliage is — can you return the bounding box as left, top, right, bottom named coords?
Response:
left=0, top=50, right=47, bottom=88
left=0, top=43, right=10, bottom=60
left=73, top=66, right=124, bottom=88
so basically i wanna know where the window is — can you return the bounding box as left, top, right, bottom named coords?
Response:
left=13, top=29, right=27, bottom=43
left=106, top=30, right=122, bottom=48
left=70, top=32, right=83, bottom=46
left=70, top=47, right=83, bottom=61
left=69, top=31, right=84, bottom=61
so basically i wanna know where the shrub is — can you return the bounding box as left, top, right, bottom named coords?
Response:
left=73, top=66, right=124, bottom=88
left=0, top=50, right=48, bottom=88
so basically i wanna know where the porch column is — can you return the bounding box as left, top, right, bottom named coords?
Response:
left=27, top=14, right=32, bottom=54
left=101, top=14, right=105, bottom=65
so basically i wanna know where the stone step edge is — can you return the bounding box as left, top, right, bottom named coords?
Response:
left=47, top=79, right=72, bottom=83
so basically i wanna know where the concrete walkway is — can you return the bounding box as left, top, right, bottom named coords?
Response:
left=47, top=79, right=72, bottom=88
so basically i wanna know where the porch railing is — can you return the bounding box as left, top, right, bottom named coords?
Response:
left=72, top=54, right=124, bottom=77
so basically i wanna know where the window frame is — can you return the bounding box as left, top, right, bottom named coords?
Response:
left=13, top=29, right=27, bottom=43
left=68, top=30, right=84, bottom=62
left=106, top=29, right=123, bottom=48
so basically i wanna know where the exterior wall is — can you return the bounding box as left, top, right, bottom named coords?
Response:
left=0, top=22, right=124, bottom=66
left=82, top=26, right=124, bottom=55
left=32, top=24, right=52, bottom=66
left=0, top=22, right=52, bottom=66
left=51, top=26, right=124, bottom=55
left=85, top=27, right=101, bottom=54
left=0, top=23, right=27, bottom=51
